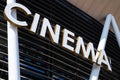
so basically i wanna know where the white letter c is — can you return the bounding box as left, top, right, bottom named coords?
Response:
left=4, top=3, right=32, bottom=27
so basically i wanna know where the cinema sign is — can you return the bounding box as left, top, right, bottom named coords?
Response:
left=4, top=3, right=115, bottom=71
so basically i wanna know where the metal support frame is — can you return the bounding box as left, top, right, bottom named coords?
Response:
left=89, top=14, right=120, bottom=80
left=7, top=0, right=20, bottom=80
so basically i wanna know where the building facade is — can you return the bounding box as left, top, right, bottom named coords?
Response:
left=0, top=0, right=120, bottom=80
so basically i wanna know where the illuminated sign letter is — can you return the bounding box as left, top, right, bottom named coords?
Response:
left=97, top=50, right=112, bottom=71
left=40, top=18, right=61, bottom=44
left=75, top=37, right=96, bottom=62
left=30, top=13, right=40, bottom=33
left=62, top=29, right=75, bottom=51
left=4, top=3, right=32, bottom=27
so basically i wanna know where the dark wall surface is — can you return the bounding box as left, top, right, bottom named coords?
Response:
left=0, top=0, right=120, bottom=80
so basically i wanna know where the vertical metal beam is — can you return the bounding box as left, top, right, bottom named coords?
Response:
left=89, top=14, right=112, bottom=80
left=7, top=0, right=20, bottom=80
left=111, top=16, right=120, bottom=47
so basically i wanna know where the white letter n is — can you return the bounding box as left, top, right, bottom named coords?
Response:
left=40, top=18, right=60, bottom=44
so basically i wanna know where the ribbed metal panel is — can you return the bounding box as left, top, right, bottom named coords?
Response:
left=0, top=0, right=120, bottom=80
